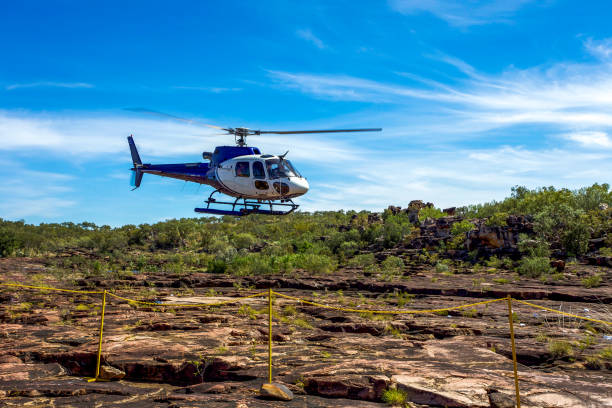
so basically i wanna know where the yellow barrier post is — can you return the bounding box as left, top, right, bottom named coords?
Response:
left=89, top=289, right=107, bottom=382
left=268, top=287, right=273, bottom=384
left=507, top=295, right=521, bottom=408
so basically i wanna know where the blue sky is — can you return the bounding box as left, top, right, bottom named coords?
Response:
left=1, top=0, right=612, bottom=226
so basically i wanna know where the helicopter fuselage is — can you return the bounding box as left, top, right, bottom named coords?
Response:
left=131, top=144, right=309, bottom=200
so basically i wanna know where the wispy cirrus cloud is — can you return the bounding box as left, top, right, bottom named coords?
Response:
left=269, top=39, right=612, bottom=134
left=563, top=131, right=612, bottom=149
left=389, top=0, right=536, bottom=27
left=6, top=81, right=94, bottom=91
left=584, top=37, right=612, bottom=60
left=301, top=144, right=612, bottom=212
left=172, top=86, right=242, bottom=93
left=296, top=28, right=327, bottom=49
left=0, top=110, right=362, bottom=164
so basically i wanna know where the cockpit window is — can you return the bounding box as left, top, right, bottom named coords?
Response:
left=284, top=160, right=302, bottom=178
left=265, top=159, right=300, bottom=179
left=252, top=161, right=266, bottom=179
left=235, top=162, right=250, bottom=177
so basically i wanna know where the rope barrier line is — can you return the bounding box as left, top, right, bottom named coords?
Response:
left=273, top=291, right=506, bottom=314
left=106, top=291, right=268, bottom=308
left=2, top=282, right=608, bottom=324
left=0, top=282, right=103, bottom=294
left=0, top=282, right=266, bottom=307
left=512, top=298, right=612, bottom=326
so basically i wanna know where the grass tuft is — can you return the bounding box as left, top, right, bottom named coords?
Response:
left=382, top=388, right=407, bottom=406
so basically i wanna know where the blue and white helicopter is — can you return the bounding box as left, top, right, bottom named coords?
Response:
left=127, top=111, right=381, bottom=216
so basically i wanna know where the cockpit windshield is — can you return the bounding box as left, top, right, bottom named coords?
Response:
left=265, top=159, right=302, bottom=179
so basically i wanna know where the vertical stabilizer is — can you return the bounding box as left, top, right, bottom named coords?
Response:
left=127, top=135, right=142, bottom=166
left=127, top=135, right=144, bottom=189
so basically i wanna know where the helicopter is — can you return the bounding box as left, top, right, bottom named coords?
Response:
left=127, top=110, right=382, bottom=216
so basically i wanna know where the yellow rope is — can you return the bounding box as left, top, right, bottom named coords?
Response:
left=3, top=280, right=608, bottom=325
left=512, top=298, right=612, bottom=326
left=273, top=291, right=506, bottom=314
left=106, top=291, right=267, bottom=308
left=0, top=282, right=103, bottom=294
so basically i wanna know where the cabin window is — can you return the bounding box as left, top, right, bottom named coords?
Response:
left=235, top=162, right=250, bottom=177
left=273, top=182, right=290, bottom=195
left=255, top=180, right=269, bottom=190
left=252, top=161, right=266, bottom=179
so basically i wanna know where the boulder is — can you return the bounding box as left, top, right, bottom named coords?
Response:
left=488, top=389, right=515, bottom=408
left=443, top=207, right=457, bottom=216
left=387, top=206, right=402, bottom=215
left=99, top=365, right=126, bottom=381
left=260, top=382, right=293, bottom=401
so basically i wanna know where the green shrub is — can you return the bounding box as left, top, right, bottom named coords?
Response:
left=582, top=274, right=602, bottom=288
left=435, top=262, right=449, bottom=273
left=207, top=259, right=227, bottom=274
left=338, top=241, right=359, bottom=259
left=485, top=256, right=502, bottom=268
left=348, top=253, right=376, bottom=268
left=486, top=212, right=508, bottom=227
left=0, top=228, right=20, bottom=257
left=600, top=247, right=612, bottom=257
left=517, top=256, right=553, bottom=278
left=451, top=220, right=476, bottom=236
left=549, top=340, right=574, bottom=359
left=232, top=233, right=256, bottom=250
left=381, top=388, right=407, bottom=406
left=418, top=207, right=445, bottom=221
left=601, top=346, right=612, bottom=361
left=381, top=256, right=404, bottom=272
left=395, top=292, right=414, bottom=307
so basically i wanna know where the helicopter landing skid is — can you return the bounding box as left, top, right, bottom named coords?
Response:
left=195, top=190, right=298, bottom=216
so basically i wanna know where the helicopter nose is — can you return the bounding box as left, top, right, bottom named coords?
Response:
left=291, top=178, right=309, bottom=195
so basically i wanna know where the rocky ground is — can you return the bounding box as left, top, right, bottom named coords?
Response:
left=1, top=257, right=611, bottom=407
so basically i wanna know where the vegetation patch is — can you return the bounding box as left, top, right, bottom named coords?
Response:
left=381, top=388, right=407, bottom=406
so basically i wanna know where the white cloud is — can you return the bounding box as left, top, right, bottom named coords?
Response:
left=0, top=110, right=363, bottom=165
left=389, top=0, right=536, bottom=27
left=584, top=37, right=612, bottom=60
left=172, top=86, right=242, bottom=93
left=296, top=28, right=327, bottom=49
left=300, top=145, right=612, bottom=212
left=269, top=40, right=612, bottom=133
left=6, top=82, right=94, bottom=91
left=563, top=131, right=612, bottom=149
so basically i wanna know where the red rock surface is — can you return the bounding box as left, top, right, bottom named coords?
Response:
left=0, top=257, right=611, bottom=407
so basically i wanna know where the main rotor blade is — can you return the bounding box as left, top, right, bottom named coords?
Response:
left=125, top=108, right=229, bottom=131
left=257, top=128, right=382, bottom=134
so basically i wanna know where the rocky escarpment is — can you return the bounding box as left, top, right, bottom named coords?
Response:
left=381, top=201, right=612, bottom=265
